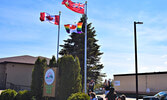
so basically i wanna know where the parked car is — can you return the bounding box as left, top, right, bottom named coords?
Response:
left=143, top=91, right=167, bottom=100
left=95, top=88, right=105, bottom=94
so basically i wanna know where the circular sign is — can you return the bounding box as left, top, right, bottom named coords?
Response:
left=45, top=69, right=55, bottom=85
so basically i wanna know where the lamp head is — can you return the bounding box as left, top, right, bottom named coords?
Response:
left=135, top=21, right=143, bottom=24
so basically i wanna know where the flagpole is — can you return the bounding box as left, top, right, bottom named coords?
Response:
left=57, top=11, right=61, bottom=60
left=84, top=1, right=87, bottom=94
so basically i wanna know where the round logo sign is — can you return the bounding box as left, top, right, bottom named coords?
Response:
left=45, top=69, right=55, bottom=85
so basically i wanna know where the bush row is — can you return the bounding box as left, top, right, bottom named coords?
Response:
left=0, top=89, right=32, bottom=100
left=0, top=89, right=90, bottom=100
left=67, top=92, right=90, bottom=100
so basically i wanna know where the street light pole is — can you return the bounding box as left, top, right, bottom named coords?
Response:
left=134, top=21, right=143, bottom=100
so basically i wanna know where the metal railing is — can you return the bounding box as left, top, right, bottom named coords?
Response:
left=6, top=82, right=30, bottom=91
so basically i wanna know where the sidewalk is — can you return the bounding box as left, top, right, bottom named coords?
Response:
left=0, top=90, right=3, bottom=94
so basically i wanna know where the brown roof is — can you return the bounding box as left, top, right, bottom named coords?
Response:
left=0, top=55, right=50, bottom=65
left=114, top=71, right=167, bottom=76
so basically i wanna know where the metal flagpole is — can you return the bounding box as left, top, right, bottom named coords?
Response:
left=57, top=11, right=61, bottom=60
left=84, top=1, right=87, bottom=94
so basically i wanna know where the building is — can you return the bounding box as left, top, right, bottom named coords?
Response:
left=114, top=72, right=167, bottom=95
left=0, top=55, right=50, bottom=90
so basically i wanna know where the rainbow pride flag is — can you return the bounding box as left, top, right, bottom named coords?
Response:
left=64, top=22, right=83, bottom=34
left=77, top=22, right=83, bottom=33
left=64, top=24, right=70, bottom=33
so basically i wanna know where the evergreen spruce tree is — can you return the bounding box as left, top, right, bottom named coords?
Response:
left=59, top=15, right=104, bottom=87
left=58, top=55, right=82, bottom=100
left=31, top=57, right=47, bottom=100
left=48, top=55, right=56, bottom=68
left=48, top=55, right=57, bottom=100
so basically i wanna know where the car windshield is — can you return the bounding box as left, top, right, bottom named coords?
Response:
left=154, top=92, right=167, bottom=98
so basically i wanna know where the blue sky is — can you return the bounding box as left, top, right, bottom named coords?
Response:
left=1, top=0, right=167, bottom=79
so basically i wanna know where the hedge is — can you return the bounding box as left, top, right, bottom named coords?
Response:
left=15, top=90, right=32, bottom=100
left=0, top=89, right=17, bottom=100
left=58, top=55, right=82, bottom=100
left=67, top=92, right=90, bottom=100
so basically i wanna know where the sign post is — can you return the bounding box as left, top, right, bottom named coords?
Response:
left=43, top=68, right=57, bottom=97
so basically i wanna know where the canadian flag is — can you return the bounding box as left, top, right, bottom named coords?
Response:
left=40, top=12, right=59, bottom=25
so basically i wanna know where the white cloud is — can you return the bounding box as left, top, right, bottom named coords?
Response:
left=127, top=58, right=132, bottom=61
left=161, top=55, right=167, bottom=58
left=164, top=62, right=167, bottom=65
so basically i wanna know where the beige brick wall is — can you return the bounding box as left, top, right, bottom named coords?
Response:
left=114, top=74, right=167, bottom=94
left=0, top=64, right=6, bottom=89
left=0, top=64, right=6, bottom=74
left=147, top=74, right=167, bottom=92
left=114, top=75, right=136, bottom=92
left=6, top=63, right=34, bottom=87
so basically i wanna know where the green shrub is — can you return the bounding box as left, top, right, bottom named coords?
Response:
left=31, top=57, right=47, bottom=100
left=0, top=89, right=17, bottom=100
left=15, top=90, right=32, bottom=100
left=31, top=96, right=36, bottom=100
left=67, top=92, right=90, bottom=100
left=58, top=55, right=82, bottom=100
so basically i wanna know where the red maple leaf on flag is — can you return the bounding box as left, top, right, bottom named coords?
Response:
left=46, top=16, right=53, bottom=21
left=70, top=25, right=76, bottom=29
left=40, top=12, right=59, bottom=25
